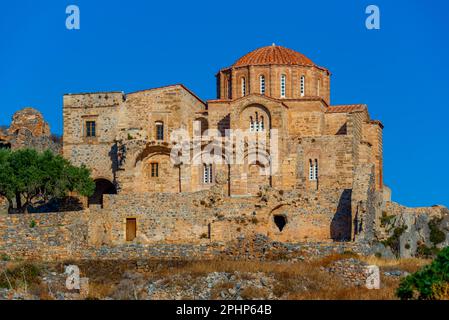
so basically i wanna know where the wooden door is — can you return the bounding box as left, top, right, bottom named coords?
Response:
left=126, top=218, right=137, bottom=241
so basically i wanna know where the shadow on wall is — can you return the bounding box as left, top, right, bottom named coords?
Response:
left=89, top=179, right=117, bottom=208
left=330, top=189, right=352, bottom=241
left=28, top=196, right=84, bottom=213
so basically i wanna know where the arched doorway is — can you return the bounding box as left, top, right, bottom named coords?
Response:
left=88, top=179, right=117, bottom=207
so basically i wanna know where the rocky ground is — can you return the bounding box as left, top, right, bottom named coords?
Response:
left=0, top=253, right=429, bottom=300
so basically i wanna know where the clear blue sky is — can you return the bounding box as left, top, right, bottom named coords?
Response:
left=0, top=0, right=448, bottom=207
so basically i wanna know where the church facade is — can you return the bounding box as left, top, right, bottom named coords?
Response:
left=62, top=45, right=384, bottom=205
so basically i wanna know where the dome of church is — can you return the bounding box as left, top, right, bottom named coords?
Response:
left=233, top=44, right=315, bottom=67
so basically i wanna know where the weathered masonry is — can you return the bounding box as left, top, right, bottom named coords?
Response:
left=63, top=45, right=384, bottom=202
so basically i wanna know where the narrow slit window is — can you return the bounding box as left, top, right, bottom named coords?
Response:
left=309, top=159, right=318, bottom=181
left=241, top=77, right=246, bottom=97
left=203, top=164, right=213, bottom=184
left=300, top=76, right=305, bottom=97
left=151, top=163, right=159, bottom=178
left=281, top=74, right=286, bottom=98
left=260, top=75, right=266, bottom=95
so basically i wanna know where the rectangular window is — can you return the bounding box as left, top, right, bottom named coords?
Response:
left=151, top=163, right=159, bottom=177
left=86, top=121, right=96, bottom=137
left=156, top=123, right=164, bottom=141
left=126, top=218, right=137, bottom=242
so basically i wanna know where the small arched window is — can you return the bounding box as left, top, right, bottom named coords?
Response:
left=280, top=74, right=286, bottom=98
left=309, top=159, right=318, bottom=181
left=155, top=121, right=164, bottom=141
left=241, top=77, right=246, bottom=97
left=250, top=112, right=265, bottom=132
left=260, top=75, right=266, bottom=95
left=203, top=164, right=213, bottom=184
left=300, top=76, right=305, bottom=97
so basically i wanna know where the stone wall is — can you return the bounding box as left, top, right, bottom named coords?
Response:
left=0, top=211, right=87, bottom=260
left=0, top=107, right=61, bottom=153
left=0, top=185, right=362, bottom=261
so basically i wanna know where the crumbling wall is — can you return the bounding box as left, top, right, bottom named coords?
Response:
left=1, top=108, right=61, bottom=153
left=351, top=164, right=382, bottom=242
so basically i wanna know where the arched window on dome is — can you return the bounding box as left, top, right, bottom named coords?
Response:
left=241, top=77, right=246, bottom=97
left=300, top=76, right=305, bottom=97
left=260, top=75, right=266, bottom=95
left=280, top=74, right=286, bottom=98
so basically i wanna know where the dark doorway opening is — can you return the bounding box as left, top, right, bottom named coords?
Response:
left=88, top=179, right=117, bottom=207
left=274, top=215, right=287, bottom=232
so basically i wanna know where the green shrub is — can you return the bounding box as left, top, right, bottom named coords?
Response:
left=0, top=253, right=10, bottom=262
left=380, top=212, right=395, bottom=228
left=382, top=225, right=407, bottom=257
left=429, top=218, right=446, bottom=246
left=397, top=246, right=449, bottom=300
left=416, top=244, right=439, bottom=259
left=29, top=220, right=37, bottom=228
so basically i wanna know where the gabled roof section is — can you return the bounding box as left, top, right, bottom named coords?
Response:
left=126, top=84, right=206, bottom=106
left=327, top=104, right=367, bottom=113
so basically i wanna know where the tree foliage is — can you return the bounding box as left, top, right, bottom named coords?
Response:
left=0, top=149, right=95, bottom=213
left=397, top=246, right=449, bottom=300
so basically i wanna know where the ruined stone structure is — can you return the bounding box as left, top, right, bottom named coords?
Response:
left=0, top=107, right=61, bottom=153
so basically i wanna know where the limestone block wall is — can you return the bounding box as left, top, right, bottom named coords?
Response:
left=63, top=92, right=123, bottom=182
left=0, top=211, right=88, bottom=260
left=298, top=135, right=354, bottom=190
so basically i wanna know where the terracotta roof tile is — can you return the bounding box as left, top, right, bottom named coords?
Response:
left=233, top=45, right=315, bottom=67
left=327, top=104, right=367, bottom=113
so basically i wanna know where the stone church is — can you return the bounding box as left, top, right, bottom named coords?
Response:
left=62, top=44, right=384, bottom=206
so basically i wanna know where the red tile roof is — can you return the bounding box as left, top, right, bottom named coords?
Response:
left=233, top=45, right=315, bottom=67
left=327, top=104, right=367, bottom=113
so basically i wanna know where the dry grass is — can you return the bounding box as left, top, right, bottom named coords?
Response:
left=1, top=255, right=431, bottom=300
left=240, top=286, right=270, bottom=300
left=210, top=281, right=236, bottom=299
left=358, top=256, right=430, bottom=273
